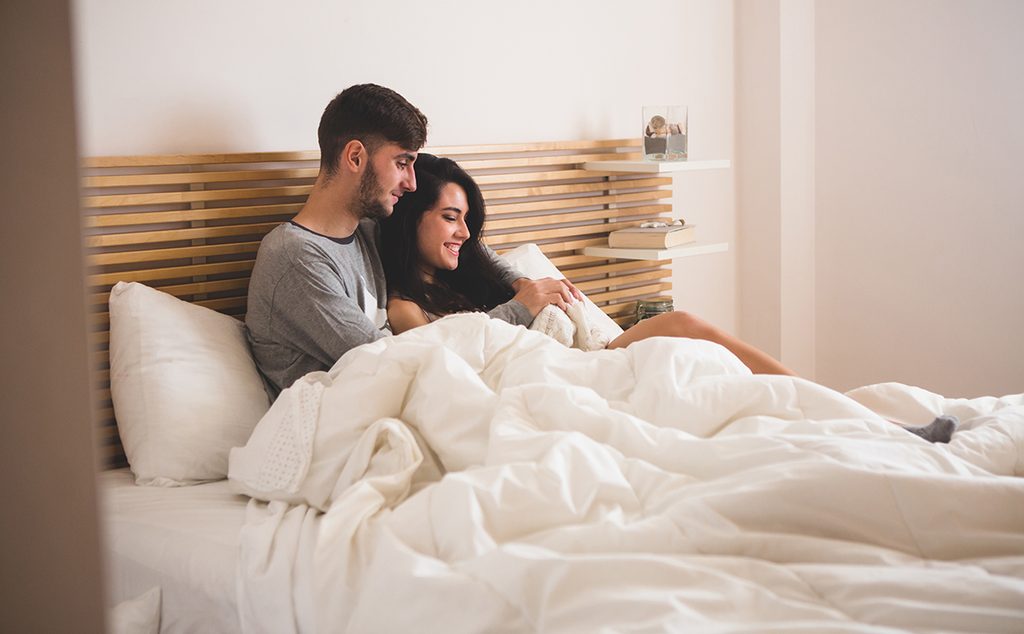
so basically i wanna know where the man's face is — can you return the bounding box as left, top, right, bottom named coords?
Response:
left=356, top=143, right=418, bottom=220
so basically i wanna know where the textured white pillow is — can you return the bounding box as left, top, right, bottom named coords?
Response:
left=500, top=243, right=624, bottom=344
left=109, top=281, right=270, bottom=486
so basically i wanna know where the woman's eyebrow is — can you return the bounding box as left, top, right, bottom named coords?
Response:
left=441, top=206, right=465, bottom=214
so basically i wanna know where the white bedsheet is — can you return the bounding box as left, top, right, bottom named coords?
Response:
left=229, top=313, right=1024, bottom=633
left=99, top=469, right=247, bottom=633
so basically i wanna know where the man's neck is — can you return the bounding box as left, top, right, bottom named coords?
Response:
left=291, top=176, right=361, bottom=238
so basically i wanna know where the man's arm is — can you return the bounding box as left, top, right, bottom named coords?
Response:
left=485, top=299, right=533, bottom=327
left=483, top=243, right=524, bottom=287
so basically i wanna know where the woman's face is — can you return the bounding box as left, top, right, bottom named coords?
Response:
left=416, top=182, right=471, bottom=275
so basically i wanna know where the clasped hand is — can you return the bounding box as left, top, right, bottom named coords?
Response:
left=511, top=277, right=584, bottom=316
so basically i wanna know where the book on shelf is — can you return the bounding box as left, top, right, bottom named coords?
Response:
left=608, top=223, right=696, bottom=249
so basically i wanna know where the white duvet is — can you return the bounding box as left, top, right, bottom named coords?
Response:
left=228, top=313, right=1024, bottom=633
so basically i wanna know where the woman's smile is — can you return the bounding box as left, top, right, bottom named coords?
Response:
left=417, top=182, right=471, bottom=273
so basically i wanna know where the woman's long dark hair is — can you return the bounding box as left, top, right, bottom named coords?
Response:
left=380, top=153, right=514, bottom=316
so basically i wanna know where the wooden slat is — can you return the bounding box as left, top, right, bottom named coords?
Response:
left=486, top=205, right=670, bottom=231
left=195, top=297, right=247, bottom=313
left=563, top=260, right=663, bottom=279
left=537, top=237, right=607, bottom=254
left=87, top=241, right=260, bottom=266
left=82, top=139, right=638, bottom=170
left=84, top=184, right=312, bottom=209
left=574, top=270, right=671, bottom=292
left=87, top=260, right=255, bottom=286
left=483, top=177, right=670, bottom=201
left=549, top=254, right=607, bottom=268
left=589, top=282, right=673, bottom=304
left=602, top=300, right=640, bottom=316
left=143, top=277, right=250, bottom=299
left=487, top=190, right=669, bottom=216
left=89, top=278, right=250, bottom=306
left=85, top=222, right=278, bottom=248
left=83, top=203, right=301, bottom=228
left=485, top=218, right=657, bottom=247
left=84, top=166, right=318, bottom=188
left=473, top=169, right=612, bottom=186
left=102, top=446, right=128, bottom=463
left=426, top=138, right=636, bottom=156
left=83, top=150, right=321, bottom=168
left=459, top=151, right=641, bottom=172
left=86, top=222, right=280, bottom=248
left=98, top=422, right=119, bottom=441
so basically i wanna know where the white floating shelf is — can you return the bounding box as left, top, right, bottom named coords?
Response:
left=582, top=241, right=729, bottom=261
left=582, top=159, right=731, bottom=173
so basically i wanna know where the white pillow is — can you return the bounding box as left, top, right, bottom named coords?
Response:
left=109, top=281, right=270, bottom=486
left=500, top=243, right=624, bottom=344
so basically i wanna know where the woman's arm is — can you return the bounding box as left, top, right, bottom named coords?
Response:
left=387, top=297, right=431, bottom=335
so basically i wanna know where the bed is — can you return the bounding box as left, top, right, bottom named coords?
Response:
left=85, top=140, right=1024, bottom=633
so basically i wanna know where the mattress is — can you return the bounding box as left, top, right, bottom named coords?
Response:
left=99, top=469, right=247, bottom=633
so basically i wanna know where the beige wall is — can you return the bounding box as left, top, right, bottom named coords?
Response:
left=0, top=1, right=106, bottom=631
left=669, top=1, right=738, bottom=333
left=815, top=0, right=1024, bottom=396
left=736, top=0, right=783, bottom=361
left=737, top=0, right=1023, bottom=396
left=71, top=0, right=741, bottom=332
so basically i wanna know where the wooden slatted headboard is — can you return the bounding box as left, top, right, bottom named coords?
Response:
left=82, top=139, right=677, bottom=467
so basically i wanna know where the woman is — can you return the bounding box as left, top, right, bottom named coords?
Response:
left=379, top=154, right=797, bottom=376
left=379, top=156, right=965, bottom=442
left=379, top=153, right=578, bottom=335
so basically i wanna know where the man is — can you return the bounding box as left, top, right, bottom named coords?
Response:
left=246, top=84, right=576, bottom=397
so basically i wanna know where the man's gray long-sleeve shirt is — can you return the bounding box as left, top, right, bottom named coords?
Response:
left=245, top=220, right=530, bottom=397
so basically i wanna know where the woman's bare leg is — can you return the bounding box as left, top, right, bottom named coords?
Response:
left=606, top=311, right=796, bottom=376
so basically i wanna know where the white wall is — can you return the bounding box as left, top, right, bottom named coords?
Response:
left=735, top=0, right=816, bottom=378
left=71, top=0, right=739, bottom=331
left=74, top=1, right=1023, bottom=396
left=736, top=0, right=782, bottom=362
left=737, top=0, right=1022, bottom=396
left=815, top=0, right=1024, bottom=397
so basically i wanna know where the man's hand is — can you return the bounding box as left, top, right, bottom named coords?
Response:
left=511, top=277, right=584, bottom=317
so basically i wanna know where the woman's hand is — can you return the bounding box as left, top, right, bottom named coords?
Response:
left=511, top=277, right=583, bottom=317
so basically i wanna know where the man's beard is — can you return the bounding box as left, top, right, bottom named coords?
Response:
left=356, top=160, right=390, bottom=220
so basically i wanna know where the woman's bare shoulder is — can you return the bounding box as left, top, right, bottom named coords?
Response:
left=387, top=296, right=429, bottom=334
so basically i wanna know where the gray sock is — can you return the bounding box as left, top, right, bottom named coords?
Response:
left=903, top=415, right=959, bottom=443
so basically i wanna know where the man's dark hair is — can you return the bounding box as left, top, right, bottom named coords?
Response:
left=317, top=84, right=428, bottom=176
left=380, top=154, right=514, bottom=316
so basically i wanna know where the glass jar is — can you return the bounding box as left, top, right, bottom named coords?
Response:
left=642, top=105, right=688, bottom=161
left=635, top=297, right=675, bottom=324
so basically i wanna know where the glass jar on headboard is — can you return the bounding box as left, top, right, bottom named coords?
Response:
left=635, top=297, right=674, bottom=324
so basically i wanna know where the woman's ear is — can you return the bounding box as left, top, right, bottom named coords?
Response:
left=340, top=140, right=366, bottom=172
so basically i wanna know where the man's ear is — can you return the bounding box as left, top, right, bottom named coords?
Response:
left=340, top=139, right=365, bottom=172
